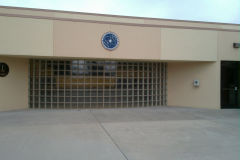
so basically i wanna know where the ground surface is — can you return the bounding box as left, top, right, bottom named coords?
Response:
left=0, top=107, right=239, bottom=160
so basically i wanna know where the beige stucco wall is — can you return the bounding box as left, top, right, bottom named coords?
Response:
left=0, top=13, right=238, bottom=62
left=161, top=28, right=218, bottom=61
left=167, top=62, right=220, bottom=109
left=0, top=7, right=239, bottom=111
left=0, top=16, right=53, bottom=56
left=218, top=31, right=240, bottom=61
left=0, top=57, right=28, bottom=111
left=53, top=20, right=161, bottom=60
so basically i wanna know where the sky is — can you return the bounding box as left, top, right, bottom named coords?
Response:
left=0, top=0, right=239, bottom=24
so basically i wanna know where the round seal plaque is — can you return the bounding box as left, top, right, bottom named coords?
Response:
left=101, top=32, right=119, bottom=51
left=0, top=63, right=9, bottom=77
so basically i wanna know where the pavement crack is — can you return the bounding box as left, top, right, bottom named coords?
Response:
left=90, top=111, right=129, bottom=160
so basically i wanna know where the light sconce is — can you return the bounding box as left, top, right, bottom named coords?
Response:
left=233, top=43, right=240, bottom=48
left=193, top=80, right=200, bottom=87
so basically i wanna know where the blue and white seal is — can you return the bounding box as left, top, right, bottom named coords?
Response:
left=101, top=32, right=119, bottom=50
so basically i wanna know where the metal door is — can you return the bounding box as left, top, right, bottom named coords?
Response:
left=221, top=61, right=240, bottom=109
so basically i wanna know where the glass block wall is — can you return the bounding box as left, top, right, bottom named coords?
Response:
left=29, top=59, right=167, bottom=109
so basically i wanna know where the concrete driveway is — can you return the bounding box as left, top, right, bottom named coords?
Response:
left=0, top=107, right=239, bottom=160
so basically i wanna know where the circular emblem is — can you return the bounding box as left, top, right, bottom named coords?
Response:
left=101, top=32, right=119, bottom=50
left=0, top=63, right=9, bottom=77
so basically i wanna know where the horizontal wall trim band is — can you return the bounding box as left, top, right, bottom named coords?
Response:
left=0, top=54, right=218, bottom=62
left=0, top=13, right=239, bottom=32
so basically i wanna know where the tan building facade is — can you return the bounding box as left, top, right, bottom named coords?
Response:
left=0, top=6, right=239, bottom=111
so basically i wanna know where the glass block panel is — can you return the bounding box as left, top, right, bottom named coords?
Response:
left=29, top=59, right=167, bottom=108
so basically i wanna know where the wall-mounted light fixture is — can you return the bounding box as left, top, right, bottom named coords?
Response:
left=193, top=80, right=200, bottom=87
left=233, top=43, right=240, bottom=48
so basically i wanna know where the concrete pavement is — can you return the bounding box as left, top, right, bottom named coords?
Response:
left=0, top=107, right=239, bottom=160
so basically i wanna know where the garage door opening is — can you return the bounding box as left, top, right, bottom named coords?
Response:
left=29, top=59, right=167, bottom=109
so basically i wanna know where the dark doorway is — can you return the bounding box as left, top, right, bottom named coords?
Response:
left=221, top=61, right=240, bottom=109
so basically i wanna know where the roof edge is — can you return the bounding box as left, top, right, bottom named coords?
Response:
left=0, top=5, right=239, bottom=26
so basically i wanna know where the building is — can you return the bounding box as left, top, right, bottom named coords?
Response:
left=0, top=6, right=239, bottom=111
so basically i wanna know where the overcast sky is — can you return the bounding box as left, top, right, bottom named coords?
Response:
left=0, top=0, right=239, bottom=24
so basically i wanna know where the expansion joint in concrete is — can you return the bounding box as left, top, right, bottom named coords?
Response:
left=90, top=111, right=129, bottom=160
